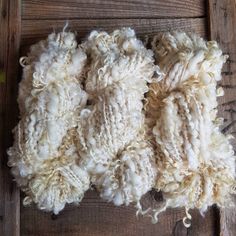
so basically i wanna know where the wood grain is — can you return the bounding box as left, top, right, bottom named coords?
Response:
left=22, top=0, right=205, bottom=20
left=208, top=0, right=236, bottom=235
left=21, top=18, right=207, bottom=46
left=20, top=190, right=218, bottom=236
left=0, top=0, right=21, bottom=235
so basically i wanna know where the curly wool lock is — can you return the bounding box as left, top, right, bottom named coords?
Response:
left=145, top=31, right=236, bottom=223
left=77, top=28, right=157, bottom=207
left=8, top=31, right=90, bottom=214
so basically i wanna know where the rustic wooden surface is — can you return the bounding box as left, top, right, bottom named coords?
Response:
left=0, top=0, right=235, bottom=235
left=21, top=18, right=206, bottom=46
left=22, top=0, right=205, bottom=19
left=0, top=0, right=21, bottom=236
left=20, top=191, right=217, bottom=236
left=208, top=0, right=236, bottom=235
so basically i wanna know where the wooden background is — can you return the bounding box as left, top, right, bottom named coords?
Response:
left=0, top=0, right=235, bottom=235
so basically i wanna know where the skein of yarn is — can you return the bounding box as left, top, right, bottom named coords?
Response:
left=145, top=31, right=236, bottom=226
left=77, top=28, right=157, bottom=208
left=8, top=31, right=90, bottom=214
left=7, top=28, right=236, bottom=224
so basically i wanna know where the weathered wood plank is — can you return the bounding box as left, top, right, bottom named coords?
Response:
left=208, top=0, right=236, bottom=235
left=20, top=190, right=217, bottom=236
left=22, top=0, right=205, bottom=20
left=0, top=0, right=21, bottom=235
left=21, top=18, right=206, bottom=46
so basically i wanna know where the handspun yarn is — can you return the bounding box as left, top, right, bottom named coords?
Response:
left=145, top=31, right=236, bottom=225
left=77, top=28, right=157, bottom=207
left=8, top=31, right=90, bottom=214
left=7, top=28, right=236, bottom=222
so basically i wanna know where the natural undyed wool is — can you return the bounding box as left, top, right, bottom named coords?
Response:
left=8, top=27, right=235, bottom=224
left=145, top=31, right=236, bottom=225
left=77, top=28, right=157, bottom=207
left=8, top=31, right=90, bottom=214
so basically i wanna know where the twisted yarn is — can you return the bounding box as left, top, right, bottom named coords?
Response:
left=78, top=28, right=157, bottom=206
left=8, top=32, right=90, bottom=214
left=7, top=29, right=236, bottom=222
left=145, top=32, right=236, bottom=222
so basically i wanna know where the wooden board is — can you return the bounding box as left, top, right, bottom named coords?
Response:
left=20, top=190, right=217, bottom=236
left=20, top=18, right=206, bottom=46
left=208, top=0, right=236, bottom=235
left=22, top=0, right=205, bottom=19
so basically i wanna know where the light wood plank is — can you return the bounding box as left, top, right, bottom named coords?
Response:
left=208, top=0, right=236, bottom=235
left=22, top=0, right=205, bottom=20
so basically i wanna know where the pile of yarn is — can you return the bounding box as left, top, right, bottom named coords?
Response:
left=8, top=28, right=236, bottom=225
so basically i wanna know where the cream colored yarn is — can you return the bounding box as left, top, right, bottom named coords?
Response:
left=8, top=31, right=90, bottom=214
left=77, top=28, right=157, bottom=207
left=8, top=28, right=235, bottom=222
left=145, top=31, right=236, bottom=224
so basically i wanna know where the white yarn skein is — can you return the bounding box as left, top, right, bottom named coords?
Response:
left=8, top=31, right=90, bottom=214
left=145, top=32, right=236, bottom=223
left=8, top=28, right=234, bottom=223
left=77, top=28, right=157, bottom=207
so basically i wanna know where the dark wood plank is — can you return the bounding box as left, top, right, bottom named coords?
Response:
left=22, top=0, right=205, bottom=20
left=20, top=190, right=217, bottom=236
left=0, top=0, right=21, bottom=235
left=208, top=0, right=236, bottom=235
left=21, top=18, right=207, bottom=46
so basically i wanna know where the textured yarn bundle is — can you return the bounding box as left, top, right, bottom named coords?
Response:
left=8, top=28, right=236, bottom=223
left=8, top=31, right=90, bottom=214
left=77, top=28, right=157, bottom=208
left=145, top=31, right=236, bottom=225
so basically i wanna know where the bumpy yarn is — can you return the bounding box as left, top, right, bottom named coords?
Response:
left=77, top=28, right=157, bottom=207
left=8, top=29, right=235, bottom=222
left=8, top=31, right=90, bottom=214
left=145, top=31, right=236, bottom=224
